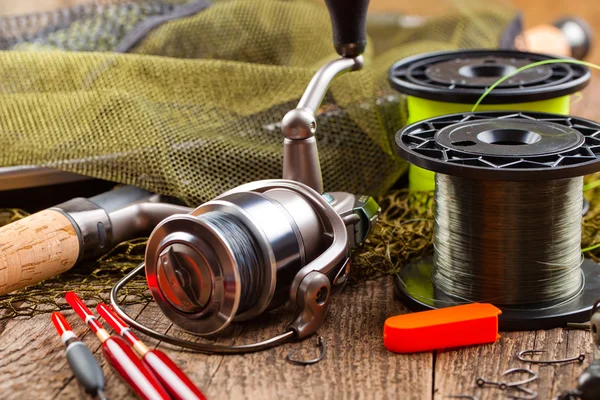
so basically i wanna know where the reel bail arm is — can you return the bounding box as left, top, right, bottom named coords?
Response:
left=281, top=0, right=368, bottom=194
left=110, top=262, right=296, bottom=354
left=282, top=56, right=364, bottom=194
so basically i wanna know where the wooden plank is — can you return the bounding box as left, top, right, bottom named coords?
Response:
left=534, top=328, right=594, bottom=400
left=206, top=277, right=432, bottom=400
left=78, top=277, right=430, bottom=400
left=433, top=331, right=535, bottom=399
left=0, top=280, right=596, bottom=400
left=0, top=313, right=74, bottom=396
left=130, top=301, right=242, bottom=395
left=48, top=303, right=147, bottom=400
left=433, top=328, right=594, bottom=399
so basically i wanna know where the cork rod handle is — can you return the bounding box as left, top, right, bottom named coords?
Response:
left=0, top=209, right=80, bottom=295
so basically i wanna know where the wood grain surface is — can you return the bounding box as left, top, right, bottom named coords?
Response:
left=0, top=0, right=599, bottom=399
left=0, top=277, right=594, bottom=400
left=0, top=209, right=79, bottom=296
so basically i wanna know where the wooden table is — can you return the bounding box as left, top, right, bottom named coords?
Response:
left=0, top=277, right=596, bottom=399
left=1, top=0, right=600, bottom=399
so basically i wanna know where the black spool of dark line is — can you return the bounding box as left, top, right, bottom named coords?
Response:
left=394, top=111, right=600, bottom=330
left=388, top=50, right=591, bottom=192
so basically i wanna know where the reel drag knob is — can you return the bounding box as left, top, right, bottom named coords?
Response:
left=156, top=244, right=212, bottom=313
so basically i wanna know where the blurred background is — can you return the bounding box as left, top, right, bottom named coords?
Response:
left=0, top=0, right=596, bottom=208
left=371, top=0, right=600, bottom=64
left=1, top=0, right=596, bottom=62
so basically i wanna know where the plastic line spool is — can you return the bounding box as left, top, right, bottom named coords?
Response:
left=388, top=50, right=591, bottom=191
left=394, top=111, right=600, bottom=330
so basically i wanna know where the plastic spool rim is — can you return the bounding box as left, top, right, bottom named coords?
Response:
left=388, top=50, right=591, bottom=104
left=396, top=111, right=600, bottom=180
left=394, top=111, right=600, bottom=330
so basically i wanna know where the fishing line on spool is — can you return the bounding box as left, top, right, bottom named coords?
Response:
left=396, top=58, right=600, bottom=308
left=433, top=175, right=584, bottom=306
left=200, top=211, right=264, bottom=313
left=388, top=51, right=591, bottom=192
left=472, top=58, right=600, bottom=261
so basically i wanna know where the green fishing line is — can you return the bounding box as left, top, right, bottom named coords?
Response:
left=472, top=59, right=600, bottom=111
left=584, top=180, right=600, bottom=192
left=581, top=243, right=600, bottom=253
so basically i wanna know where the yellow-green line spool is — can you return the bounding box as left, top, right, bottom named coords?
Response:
left=389, top=50, right=591, bottom=191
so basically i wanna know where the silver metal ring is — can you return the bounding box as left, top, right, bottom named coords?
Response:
left=110, top=263, right=296, bottom=354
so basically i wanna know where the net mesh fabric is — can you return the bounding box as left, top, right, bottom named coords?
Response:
left=1, top=1, right=186, bottom=51
left=0, top=0, right=521, bottom=315
left=0, top=0, right=514, bottom=205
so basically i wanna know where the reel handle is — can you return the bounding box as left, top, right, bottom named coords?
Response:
left=0, top=186, right=191, bottom=296
left=0, top=210, right=80, bottom=296
left=324, top=0, right=370, bottom=57
left=281, top=0, right=368, bottom=193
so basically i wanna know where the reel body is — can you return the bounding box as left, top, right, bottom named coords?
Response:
left=110, top=0, right=380, bottom=353
left=111, top=179, right=379, bottom=351
left=145, top=179, right=378, bottom=336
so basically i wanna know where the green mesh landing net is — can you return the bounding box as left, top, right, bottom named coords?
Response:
left=0, top=0, right=531, bottom=316
left=0, top=0, right=516, bottom=204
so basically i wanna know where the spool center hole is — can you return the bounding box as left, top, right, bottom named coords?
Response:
left=477, top=129, right=542, bottom=146
left=458, top=63, right=517, bottom=78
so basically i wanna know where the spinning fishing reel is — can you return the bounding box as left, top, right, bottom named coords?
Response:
left=111, top=0, right=379, bottom=353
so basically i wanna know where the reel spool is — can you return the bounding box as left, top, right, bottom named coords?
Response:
left=394, top=111, right=600, bottom=330
left=388, top=50, right=591, bottom=191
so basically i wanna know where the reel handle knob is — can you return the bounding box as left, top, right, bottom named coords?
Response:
left=324, top=0, right=370, bottom=57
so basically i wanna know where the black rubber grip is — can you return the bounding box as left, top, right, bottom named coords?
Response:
left=90, top=185, right=153, bottom=213
left=66, top=342, right=105, bottom=394
left=324, top=0, right=370, bottom=57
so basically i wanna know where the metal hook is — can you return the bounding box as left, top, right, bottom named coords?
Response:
left=476, top=376, right=508, bottom=390
left=286, top=336, right=326, bottom=366
left=477, top=368, right=538, bottom=392
left=508, top=385, right=538, bottom=400
left=446, top=396, right=479, bottom=400
left=502, top=368, right=539, bottom=387
left=517, top=349, right=585, bottom=365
